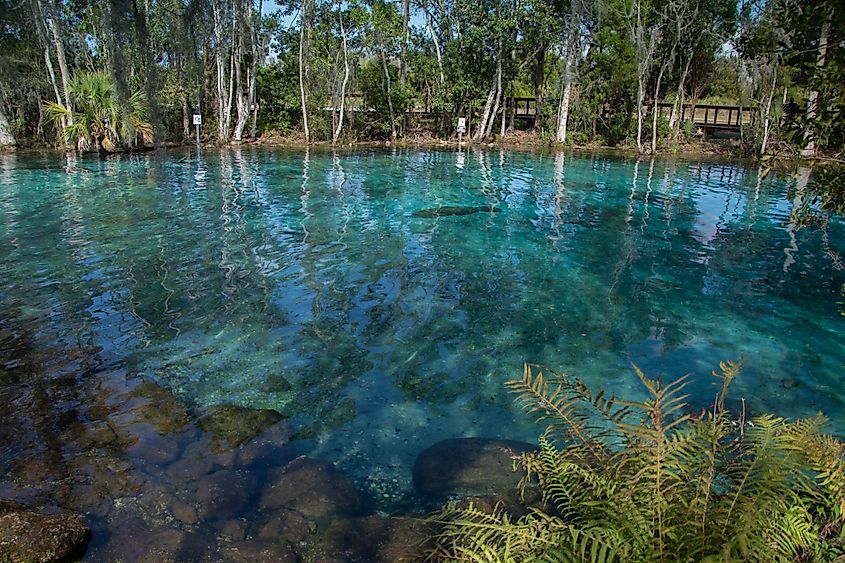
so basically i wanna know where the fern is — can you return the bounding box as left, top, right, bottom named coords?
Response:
left=427, top=361, right=845, bottom=563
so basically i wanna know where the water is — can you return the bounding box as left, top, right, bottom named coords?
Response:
left=1, top=147, right=843, bottom=510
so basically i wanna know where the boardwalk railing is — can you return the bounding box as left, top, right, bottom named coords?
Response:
left=655, top=102, right=752, bottom=134
left=324, top=97, right=754, bottom=135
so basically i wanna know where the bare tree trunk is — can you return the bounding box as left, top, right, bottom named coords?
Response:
left=45, top=0, right=73, bottom=126
left=487, top=52, right=502, bottom=139
left=249, top=0, right=263, bottom=141
left=636, top=76, right=645, bottom=151
left=533, top=45, right=547, bottom=130
left=182, top=95, right=191, bottom=140
left=500, top=91, right=507, bottom=137
left=400, top=0, right=409, bottom=84
left=425, top=6, right=445, bottom=84
left=380, top=47, right=397, bottom=141
left=234, top=53, right=249, bottom=140
left=0, top=100, right=15, bottom=148
left=31, top=0, right=68, bottom=139
left=556, top=24, right=578, bottom=143
left=224, top=0, right=237, bottom=141
left=760, top=65, right=777, bottom=155
left=650, top=62, right=667, bottom=153
left=299, top=0, right=314, bottom=143
left=42, top=47, right=63, bottom=108
left=629, top=0, right=659, bottom=153
left=213, top=0, right=229, bottom=142
left=474, top=36, right=503, bottom=141
left=800, top=6, right=831, bottom=158
left=474, top=81, right=496, bottom=141
left=332, top=7, right=350, bottom=146
left=669, top=53, right=691, bottom=136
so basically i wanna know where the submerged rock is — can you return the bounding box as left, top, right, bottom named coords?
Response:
left=305, top=516, right=434, bottom=563
left=198, top=404, right=284, bottom=452
left=94, top=514, right=213, bottom=562
left=412, top=205, right=501, bottom=218
left=0, top=500, right=91, bottom=562
left=193, top=469, right=258, bottom=522
left=258, top=457, right=361, bottom=520
left=125, top=382, right=190, bottom=435
left=255, top=507, right=315, bottom=544
left=412, top=437, right=537, bottom=496
left=218, top=540, right=299, bottom=562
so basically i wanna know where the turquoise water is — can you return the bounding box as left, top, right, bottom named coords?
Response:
left=1, top=148, right=843, bottom=504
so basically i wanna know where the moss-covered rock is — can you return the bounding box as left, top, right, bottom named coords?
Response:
left=218, top=540, right=299, bottom=562
left=258, top=457, right=361, bottom=520
left=193, top=469, right=259, bottom=521
left=412, top=437, right=537, bottom=496
left=198, top=404, right=284, bottom=452
left=0, top=501, right=91, bottom=563
left=304, top=516, right=434, bottom=563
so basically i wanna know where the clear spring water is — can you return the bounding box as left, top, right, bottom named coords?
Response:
left=1, top=147, right=843, bottom=505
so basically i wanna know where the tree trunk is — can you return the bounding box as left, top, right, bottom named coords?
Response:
left=425, top=7, right=445, bottom=85
left=45, top=0, right=73, bottom=126
left=669, top=53, right=691, bottom=136
left=132, top=0, right=164, bottom=149
left=487, top=52, right=502, bottom=139
left=224, top=0, right=237, bottom=141
left=650, top=62, right=667, bottom=153
left=760, top=65, right=777, bottom=155
left=636, top=76, right=645, bottom=152
left=556, top=25, right=578, bottom=144
left=474, top=81, right=496, bottom=141
left=213, top=0, right=229, bottom=142
left=0, top=101, right=15, bottom=148
left=299, top=0, right=314, bottom=143
left=474, top=36, right=502, bottom=141
left=531, top=44, right=548, bottom=131
left=250, top=0, right=263, bottom=141
left=182, top=95, right=191, bottom=140
left=800, top=6, right=831, bottom=158
left=380, top=47, right=397, bottom=141
left=233, top=54, right=249, bottom=141
left=400, top=0, right=409, bottom=84
left=333, top=7, right=350, bottom=146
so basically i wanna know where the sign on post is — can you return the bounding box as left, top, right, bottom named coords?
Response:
left=193, top=114, right=202, bottom=150
left=457, top=117, right=467, bottom=146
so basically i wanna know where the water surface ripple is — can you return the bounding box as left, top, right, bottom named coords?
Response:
left=1, top=148, right=843, bottom=503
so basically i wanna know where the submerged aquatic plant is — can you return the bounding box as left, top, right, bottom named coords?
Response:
left=428, top=361, right=845, bottom=562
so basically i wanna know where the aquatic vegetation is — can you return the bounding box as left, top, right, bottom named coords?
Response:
left=412, top=205, right=502, bottom=218
left=429, top=361, right=845, bottom=562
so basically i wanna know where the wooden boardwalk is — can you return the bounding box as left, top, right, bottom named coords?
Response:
left=327, top=97, right=753, bottom=136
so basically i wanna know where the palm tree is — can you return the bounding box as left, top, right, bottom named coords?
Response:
left=44, top=71, right=152, bottom=152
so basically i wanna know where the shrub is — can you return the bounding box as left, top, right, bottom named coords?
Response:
left=428, top=361, right=845, bottom=562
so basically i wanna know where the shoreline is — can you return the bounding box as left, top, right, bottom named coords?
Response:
left=3, top=134, right=765, bottom=165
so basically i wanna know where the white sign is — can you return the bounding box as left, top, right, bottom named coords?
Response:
left=457, top=117, right=467, bottom=133
left=193, top=114, right=202, bottom=126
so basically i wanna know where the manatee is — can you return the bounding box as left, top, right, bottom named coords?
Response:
left=412, top=205, right=501, bottom=218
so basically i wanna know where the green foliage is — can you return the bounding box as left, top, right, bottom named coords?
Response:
left=429, top=361, right=845, bottom=562
left=44, top=71, right=151, bottom=151
left=358, top=58, right=414, bottom=138
left=256, top=62, right=301, bottom=134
